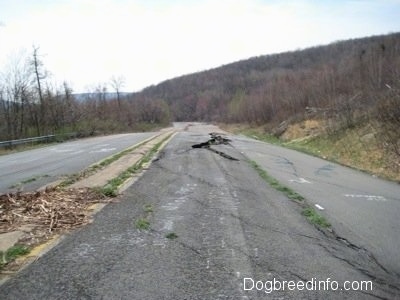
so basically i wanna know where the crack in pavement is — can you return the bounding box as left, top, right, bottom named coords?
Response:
left=156, top=151, right=397, bottom=278
left=315, top=227, right=400, bottom=294
left=140, top=133, right=400, bottom=298
left=192, top=133, right=239, bottom=161
left=274, top=155, right=300, bottom=177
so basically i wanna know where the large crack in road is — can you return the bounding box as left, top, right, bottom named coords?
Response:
left=192, top=133, right=239, bottom=161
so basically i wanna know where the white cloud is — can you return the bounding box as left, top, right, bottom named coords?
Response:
left=0, top=0, right=399, bottom=92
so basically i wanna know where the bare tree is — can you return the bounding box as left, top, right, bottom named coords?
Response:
left=30, top=46, right=48, bottom=135
left=0, top=51, right=31, bottom=140
left=110, top=75, right=125, bottom=110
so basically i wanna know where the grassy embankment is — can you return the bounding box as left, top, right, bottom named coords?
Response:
left=222, top=120, right=400, bottom=182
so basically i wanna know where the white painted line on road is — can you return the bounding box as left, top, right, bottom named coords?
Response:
left=93, top=144, right=110, bottom=148
left=289, top=177, right=311, bottom=184
left=89, top=148, right=117, bottom=153
left=315, top=204, right=325, bottom=210
left=254, top=248, right=258, bottom=258
left=206, top=258, right=210, bottom=269
left=344, top=194, right=387, bottom=202
left=153, top=242, right=166, bottom=248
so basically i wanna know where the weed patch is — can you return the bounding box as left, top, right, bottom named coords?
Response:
left=0, top=245, right=30, bottom=269
left=250, top=160, right=304, bottom=202
left=101, top=133, right=173, bottom=197
left=97, top=186, right=118, bottom=197
left=302, top=207, right=331, bottom=228
left=135, top=218, right=150, bottom=230
left=165, top=232, right=178, bottom=239
left=143, top=204, right=153, bottom=213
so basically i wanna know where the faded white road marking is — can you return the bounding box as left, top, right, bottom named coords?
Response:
left=289, top=177, right=311, bottom=184
left=89, top=148, right=117, bottom=153
left=206, top=258, right=210, bottom=269
left=315, top=204, right=325, bottom=210
left=153, top=242, right=166, bottom=248
left=254, top=248, right=258, bottom=258
left=51, top=148, right=75, bottom=153
left=344, top=194, right=387, bottom=201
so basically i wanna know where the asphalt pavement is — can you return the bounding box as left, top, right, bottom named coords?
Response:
left=231, top=135, right=400, bottom=275
left=1, top=124, right=398, bottom=299
left=0, top=132, right=156, bottom=193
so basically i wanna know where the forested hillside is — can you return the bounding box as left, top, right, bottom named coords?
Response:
left=135, top=32, right=399, bottom=126
left=1, top=33, right=399, bottom=178
left=131, top=32, right=400, bottom=179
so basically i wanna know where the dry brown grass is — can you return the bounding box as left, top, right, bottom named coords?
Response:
left=281, top=119, right=324, bottom=141
left=221, top=121, right=400, bottom=182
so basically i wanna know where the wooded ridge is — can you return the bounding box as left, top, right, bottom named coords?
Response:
left=1, top=33, right=399, bottom=176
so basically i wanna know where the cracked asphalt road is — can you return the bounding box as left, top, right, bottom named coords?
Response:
left=231, top=134, right=400, bottom=276
left=0, top=132, right=156, bottom=193
left=0, top=123, right=399, bottom=299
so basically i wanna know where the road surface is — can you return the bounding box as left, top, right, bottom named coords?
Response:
left=0, top=132, right=156, bottom=194
left=0, top=123, right=399, bottom=299
left=231, top=134, right=400, bottom=275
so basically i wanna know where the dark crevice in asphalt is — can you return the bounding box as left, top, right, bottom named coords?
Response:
left=231, top=142, right=400, bottom=295
left=275, top=155, right=300, bottom=177
left=356, top=289, right=391, bottom=300
left=191, top=133, right=239, bottom=161
left=315, top=227, right=400, bottom=293
left=148, top=136, right=399, bottom=298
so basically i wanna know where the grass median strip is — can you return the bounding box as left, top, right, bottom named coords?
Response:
left=99, top=133, right=173, bottom=197
left=249, top=160, right=331, bottom=228
left=59, top=136, right=159, bottom=188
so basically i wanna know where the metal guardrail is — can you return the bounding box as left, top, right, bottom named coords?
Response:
left=0, top=132, right=96, bottom=148
left=0, top=135, right=56, bottom=148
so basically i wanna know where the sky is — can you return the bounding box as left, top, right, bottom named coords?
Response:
left=0, top=0, right=400, bottom=93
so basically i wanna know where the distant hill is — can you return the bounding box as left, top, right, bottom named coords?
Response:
left=128, top=32, right=400, bottom=180
left=131, top=32, right=400, bottom=126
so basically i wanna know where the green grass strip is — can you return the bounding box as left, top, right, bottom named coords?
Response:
left=100, top=133, right=173, bottom=197
left=249, top=160, right=304, bottom=202
left=302, top=207, right=331, bottom=228
left=59, top=134, right=162, bottom=188
left=250, top=160, right=331, bottom=228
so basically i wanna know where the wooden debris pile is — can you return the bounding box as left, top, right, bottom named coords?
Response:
left=0, top=188, right=111, bottom=234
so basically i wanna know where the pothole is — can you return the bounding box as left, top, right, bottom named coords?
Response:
left=192, top=133, right=239, bottom=161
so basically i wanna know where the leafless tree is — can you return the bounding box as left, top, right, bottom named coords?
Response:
left=110, top=75, right=125, bottom=110
left=30, top=46, right=48, bottom=135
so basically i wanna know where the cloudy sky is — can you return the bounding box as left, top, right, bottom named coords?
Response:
left=1, top=0, right=400, bottom=92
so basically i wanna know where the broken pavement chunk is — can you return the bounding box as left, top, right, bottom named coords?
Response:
left=192, top=133, right=239, bottom=161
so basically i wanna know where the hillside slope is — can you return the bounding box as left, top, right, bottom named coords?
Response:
left=131, top=32, right=400, bottom=180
